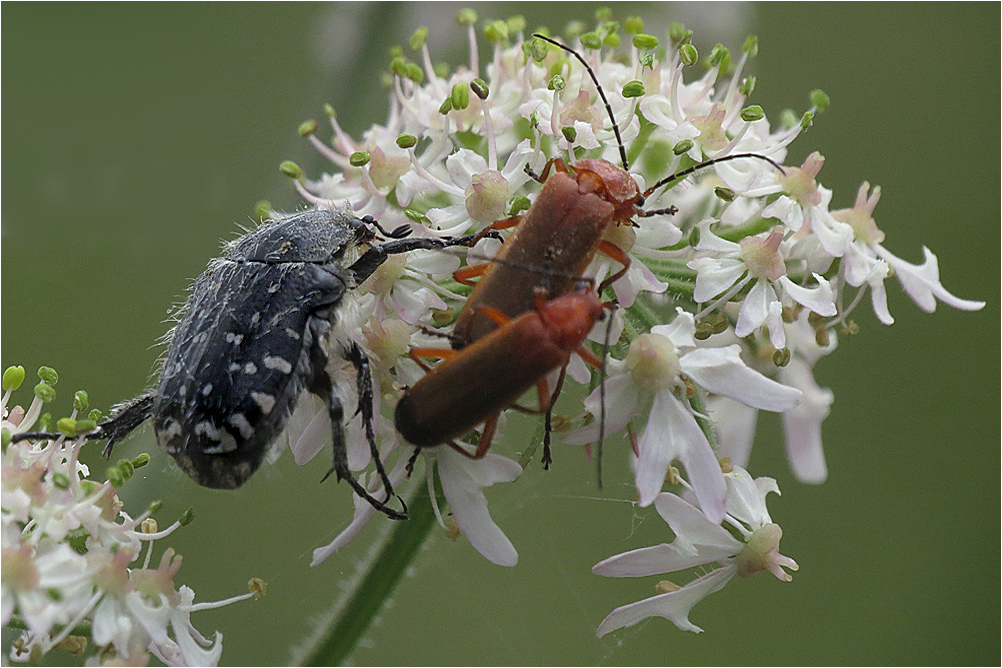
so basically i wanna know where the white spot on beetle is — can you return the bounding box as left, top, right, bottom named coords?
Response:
left=229, top=362, right=242, bottom=373
left=251, top=391, right=276, bottom=414
left=285, top=328, right=300, bottom=340
left=263, top=356, right=293, bottom=374
left=244, top=362, right=257, bottom=374
left=251, top=312, right=262, bottom=326
left=201, top=383, right=213, bottom=396
left=225, top=332, right=244, bottom=345
left=194, top=420, right=221, bottom=440
left=178, top=386, right=187, bottom=397
left=228, top=413, right=255, bottom=439
left=160, top=418, right=182, bottom=441
left=268, top=282, right=281, bottom=294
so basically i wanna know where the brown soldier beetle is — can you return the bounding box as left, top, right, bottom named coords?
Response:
left=394, top=34, right=783, bottom=478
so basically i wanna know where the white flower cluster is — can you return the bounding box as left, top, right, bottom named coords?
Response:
left=1, top=366, right=261, bottom=665
left=284, top=11, right=983, bottom=633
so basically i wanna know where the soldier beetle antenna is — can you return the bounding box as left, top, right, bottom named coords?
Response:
left=532, top=33, right=787, bottom=207
left=532, top=33, right=630, bottom=171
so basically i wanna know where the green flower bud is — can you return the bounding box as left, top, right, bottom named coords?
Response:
left=470, top=78, right=489, bottom=100
left=179, top=507, right=196, bottom=527
left=147, top=499, right=162, bottom=514
left=107, top=467, right=125, bottom=489
left=74, top=419, right=96, bottom=434
left=73, top=390, right=88, bottom=412
left=396, top=134, right=418, bottom=149
left=88, top=408, right=103, bottom=423
left=389, top=56, right=408, bottom=78
left=530, top=37, right=549, bottom=62
left=673, top=139, right=694, bottom=155
left=451, top=81, right=470, bottom=110
left=349, top=151, right=371, bottom=167
left=34, top=382, right=55, bottom=403
left=547, top=74, right=566, bottom=91
left=773, top=348, right=791, bottom=367
left=388, top=45, right=403, bottom=59
left=739, top=76, right=757, bottom=97
left=253, top=200, right=271, bottom=222
left=456, top=8, right=477, bottom=26
left=323, top=103, right=336, bottom=118
left=509, top=196, right=531, bottom=216
left=714, top=186, right=735, bottom=202
left=801, top=110, right=815, bottom=131
left=580, top=31, right=603, bottom=50
left=563, top=20, right=585, bottom=40
left=689, top=226, right=701, bottom=247
left=632, top=33, right=659, bottom=50
left=740, top=105, right=764, bottom=122
left=439, top=98, right=453, bottom=115
left=680, top=44, right=698, bottom=66
left=603, top=32, right=621, bottom=48
left=410, top=26, right=428, bottom=51
left=507, top=15, right=526, bottom=35
left=639, top=52, right=654, bottom=69
left=624, top=16, right=644, bottom=34
left=404, top=62, right=424, bottom=83
left=118, top=458, right=135, bottom=481
left=133, top=453, right=151, bottom=469
left=298, top=120, right=318, bottom=137
left=484, top=20, right=508, bottom=44
left=742, top=35, right=759, bottom=57
left=3, top=366, right=25, bottom=392
left=595, top=6, right=613, bottom=22
left=38, top=367, right=58, bottom=385
left=279, top=161, right=302, bottom=179
left=668, top=23, right=692, bottom=48
left=52, top=472, right=70, bottom=490
left=810, top=89, right=830, bottom=112
left=404, top=209, right=432, bottom=226
left=433, top=62, right=450, bottom=79
left=709, top=44, right=730, bottom=67
left=622, top=80, right=646, bottom=98
left=561, top=126, right=577, bottom=143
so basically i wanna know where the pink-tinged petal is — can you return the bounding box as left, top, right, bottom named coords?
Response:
left=681, top=345, right=802, bottom=412
left=762, top=195, right=803, bottom=232
left=707, top=396, right=758, bottom=468
left=653, top=493, right=741, bottom=556
left=809, top=209, right=852, bottom=257
left=693, top=222, right=742, bottom=253
left=595, top=566, right=735, bottom=636
left=778, top=359, right=832, bottom=483
left=875, top=245, right=986, bottom=313
left=689, top=257, right=747, bottom=302
left=392, top=285, right=446, bottom=324
left=635, top=216, right=683, bottom=250
left=778, top=274, right=836, bottom=317
left=446, top=149, right=488, bottom=189
left=734, top=278, right=770, bottom=338
left=437, top=450, right=520, bottom=567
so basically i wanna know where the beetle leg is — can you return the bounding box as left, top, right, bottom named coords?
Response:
left=309, top=330, right=407, bottom=520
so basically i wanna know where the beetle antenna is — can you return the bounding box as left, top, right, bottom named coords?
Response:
left=643, top=152, right=787, bottom=199
left=532, top=33, right=630, bottom=172
left=596, top=301, right=617, bottom=490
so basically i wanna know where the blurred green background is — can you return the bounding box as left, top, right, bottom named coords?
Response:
left=3, top=3, right=998, bottom=665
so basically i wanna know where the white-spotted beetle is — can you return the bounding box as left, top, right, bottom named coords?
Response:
left=16, top=208, right=480, bottom=520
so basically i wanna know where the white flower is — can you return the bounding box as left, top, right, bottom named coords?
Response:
left=593, top=466, right=797, bottom=635
left=564, top=309, right=801, bottom=522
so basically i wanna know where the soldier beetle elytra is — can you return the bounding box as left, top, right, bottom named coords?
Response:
left=394, top=287, right=606, bottom=460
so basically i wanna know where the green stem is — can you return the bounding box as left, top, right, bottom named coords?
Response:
left=298, top=482, right=437, bottom=666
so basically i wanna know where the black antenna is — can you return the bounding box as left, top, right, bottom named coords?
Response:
left=644, top=153, right=786, bottom=198
left=532, top=33, right=630, bottom=171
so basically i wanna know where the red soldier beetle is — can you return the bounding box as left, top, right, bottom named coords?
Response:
left=394, top=287, right=607, bottom=460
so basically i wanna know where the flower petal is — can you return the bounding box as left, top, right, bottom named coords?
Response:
left=681, top=345, right=802, bottom=412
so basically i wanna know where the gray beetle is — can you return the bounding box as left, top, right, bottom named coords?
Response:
left=17, top=208, right=480, bottom=519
